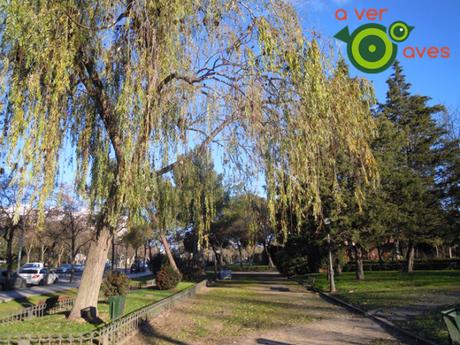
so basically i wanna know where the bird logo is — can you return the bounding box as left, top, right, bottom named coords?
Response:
left=335, top=21, right=414, bottom=74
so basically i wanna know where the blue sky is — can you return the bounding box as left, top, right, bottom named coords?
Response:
left=293, top=0, right=460, bottom=110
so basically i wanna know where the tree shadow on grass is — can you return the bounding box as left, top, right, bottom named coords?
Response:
left=138, top=319, right=189, bottom=345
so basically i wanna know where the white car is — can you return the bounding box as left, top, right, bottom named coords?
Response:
left=21, top=262, right=44, bottom=270
left=19, top=268, right=58, bottom=286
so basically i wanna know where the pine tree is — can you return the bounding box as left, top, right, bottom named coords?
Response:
left=379, top=61, right=447, bottom=272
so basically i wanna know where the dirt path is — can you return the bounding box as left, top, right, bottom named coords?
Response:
left=128, top=273, right=410, bottom=345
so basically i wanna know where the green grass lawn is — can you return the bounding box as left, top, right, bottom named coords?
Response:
left=0, top=289, right=77, bottom=316
left=302, top=270, right=460, bottom=345
left=0, top=282, right=194, bottom=336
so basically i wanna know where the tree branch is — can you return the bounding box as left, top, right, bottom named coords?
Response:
left=156, top=114, right=236, bottom=176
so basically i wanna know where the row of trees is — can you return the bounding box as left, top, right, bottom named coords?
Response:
left=0, top=185, right=93, bottom=279
left=271, top=62, right=459, bottom=282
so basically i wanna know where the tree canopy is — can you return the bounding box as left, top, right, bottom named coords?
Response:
left=0, top=0, right=378, bottom=317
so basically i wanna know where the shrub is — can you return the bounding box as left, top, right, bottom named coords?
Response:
left=101, top=271, right=130, bottom=297
left=148, top=253, right=167, bottom=275
left=177, top=258, right=204, bottom=281
left=274, top=250, right=309, bottom=277
left=155, top=264, right=182, bottom=290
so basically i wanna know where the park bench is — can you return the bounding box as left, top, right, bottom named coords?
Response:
left=442, top=308, right=460, bottom=345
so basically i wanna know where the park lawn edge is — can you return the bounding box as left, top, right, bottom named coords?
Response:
left=296, top=270, right=460, bottom=345
left=0, top=281, right=196, bottom=336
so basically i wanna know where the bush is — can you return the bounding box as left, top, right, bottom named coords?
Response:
left=155, top=264, right=182, bottom=290
left=149, top=253, right=167, bottom=275
left=101, top=271, right=130, bottom=297
left=274, top=250, right=309, bottom=276
left=177, top=258, right=204, bottom=281
left=343, top=258, right=460, bottom=272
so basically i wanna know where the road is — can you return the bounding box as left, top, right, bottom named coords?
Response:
left=0, top=271, right=152, bottom=303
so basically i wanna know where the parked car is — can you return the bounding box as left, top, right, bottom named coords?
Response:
left=0, top=270, right=27, bottom=290
left=74, top=264, right=85, bottom=273
left=21, top=262, right=44, bottom=270
left=19, top=268, right=58, bottom=286
left=56, top=264, right=73, bottom=274
left=130, top=260, right=148, bottom=273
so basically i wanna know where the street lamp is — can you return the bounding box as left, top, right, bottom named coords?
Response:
left=324, top=218, right=336, bottom=293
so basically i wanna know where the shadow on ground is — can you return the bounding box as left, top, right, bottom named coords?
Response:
left=138, top=319, right=190, bottom=345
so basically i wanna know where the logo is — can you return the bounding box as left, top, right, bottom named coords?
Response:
left=335, top=22, right=414, bottom=74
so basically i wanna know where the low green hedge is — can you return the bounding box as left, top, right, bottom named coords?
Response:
left=225, top=264, right=277, bottom=272
left=343, top=258, right=460, bottom=272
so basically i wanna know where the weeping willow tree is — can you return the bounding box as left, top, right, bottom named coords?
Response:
left=0, top=0, right=377, bottom=320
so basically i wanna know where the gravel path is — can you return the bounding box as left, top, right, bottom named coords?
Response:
left=128, top=273, right=411, bottom=345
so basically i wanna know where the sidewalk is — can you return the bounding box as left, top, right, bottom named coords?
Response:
left=0, top=271, right=151, bottom=303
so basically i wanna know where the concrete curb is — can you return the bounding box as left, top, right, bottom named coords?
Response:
left=306, top=285, right=440, bottom=345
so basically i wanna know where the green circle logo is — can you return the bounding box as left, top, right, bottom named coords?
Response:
left=334, top=22, right=414, bottom=74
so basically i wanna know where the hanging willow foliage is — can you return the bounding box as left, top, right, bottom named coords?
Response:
left=0, top=0, right=377, bottom=240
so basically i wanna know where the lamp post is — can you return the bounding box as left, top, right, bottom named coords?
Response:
left=324, top=219, right=336, bottom=293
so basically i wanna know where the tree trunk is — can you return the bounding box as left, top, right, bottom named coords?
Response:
left=394, top=240, right=401, bottom=261
left=111, top=235, right=116, bottom=271
left=125, top=245, right=129, bottom=273
left=263, top=241, right=275, bottom=268
left=354, top=245, right=365, bottom=280
left=435, top=245, right=439, bottom=258
left=5, top=229, right=14, bottom=282
left=68, top=227, right=111, bottom=320
left=210, top=244, right=220, bottom=275
left=40, top=245, right=46, bottom=264
left=377, top=243, right=384, bottom=266
left=405, top=243, right=415, bottom=273
left=334, top=256, right=342, bottom=276
left=237, top=242, right=243, bottom=268
left=159, top=233, right=179, bottom=273
left=26, top=246, right=32, bottom=264
left=327, top=234, right=336, bottom=293
left=448, top=246, right=453, bottom=259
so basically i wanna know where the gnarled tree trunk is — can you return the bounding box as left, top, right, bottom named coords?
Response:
left=68, top=227, right=111, bottom=320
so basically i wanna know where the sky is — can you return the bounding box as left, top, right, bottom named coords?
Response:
left=292, top=0, right=460, bottom=110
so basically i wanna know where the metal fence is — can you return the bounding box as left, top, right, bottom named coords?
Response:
left=0, top=280, right=206, bottom=345
left=0, top=304, right=47, bottom=324
left=0, top=297, right=75, bottom=324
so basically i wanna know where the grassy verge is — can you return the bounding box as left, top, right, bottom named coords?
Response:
left=0, top=282, right=194, bottom=336
left=301, top=270, right=460, bottom=345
